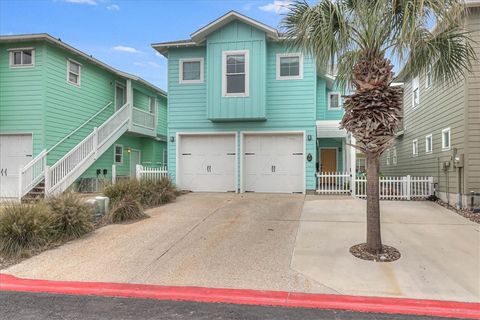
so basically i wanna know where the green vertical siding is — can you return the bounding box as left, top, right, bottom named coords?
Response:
left=206, top=21, right=266, bottom=121
left=0, top=41, right=45, bottom=156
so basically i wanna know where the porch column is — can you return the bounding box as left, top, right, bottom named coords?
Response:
left=350, top=135, right=356, bottom=175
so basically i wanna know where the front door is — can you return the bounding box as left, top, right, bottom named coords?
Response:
left=320, top=149, right=337, bottom=173
left=0, top=134, right=33, bottom=199
left=130, top=150, right=141, bottom=179
left=115, top=84, right=126, bottom=111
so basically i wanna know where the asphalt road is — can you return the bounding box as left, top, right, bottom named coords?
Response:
left=0, top=292, right=466, bottom=320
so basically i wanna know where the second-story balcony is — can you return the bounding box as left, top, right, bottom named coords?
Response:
left=130, top=106, right=156, bottom=137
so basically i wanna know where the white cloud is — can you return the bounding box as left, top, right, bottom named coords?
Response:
left=107, top=4, right=120, bottom=10
left=148, top=62, right=161, bottom=68
left=134, top=61, right=161, bottom=69
left=133, top=62, right=146, bottom=67
left=155, top=51, right=162, bottom=57
left=259, top=0, right=292, bottom=14
left=112, top=46, right=140, bottom=53
left=64, top=0, right=97, bottom=5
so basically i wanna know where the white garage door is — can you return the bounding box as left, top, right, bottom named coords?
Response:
left=0, top=134, right=33, bottom=199
left=243, top=133, right=304, bottom=193
left=178, top=134, right=236, bottom=192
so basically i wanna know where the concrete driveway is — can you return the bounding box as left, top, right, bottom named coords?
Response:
left=293, top=196, right=480, bottom=302
left=2, top=193, right=333, bottom=293
left=2, top=193, right=479, bottom=302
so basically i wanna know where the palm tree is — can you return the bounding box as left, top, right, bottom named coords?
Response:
left=283, top=0, right=475, bottom=255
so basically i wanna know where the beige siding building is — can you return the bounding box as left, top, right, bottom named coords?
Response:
left=381, top=4, right=480, bottom=208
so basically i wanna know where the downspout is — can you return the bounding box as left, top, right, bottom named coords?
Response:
left=457, top=167, right=462, bottom=209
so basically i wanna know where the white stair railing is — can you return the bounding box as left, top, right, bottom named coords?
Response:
left=19, top=149, right=48, bottom=198
left=46, top=103, right=131, bottom=196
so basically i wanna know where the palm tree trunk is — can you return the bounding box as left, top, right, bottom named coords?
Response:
left=366, top=153, right=382, bottom=253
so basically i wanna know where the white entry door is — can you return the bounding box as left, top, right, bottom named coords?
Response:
left=243, top=133, right=304, bottom=193
left=0, top=134, right=33, bottom=199
left=130, top=149, right=141, bottom=179
left=178, top=134, right=236, bottom=192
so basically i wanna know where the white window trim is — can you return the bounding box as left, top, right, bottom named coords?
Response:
left=425, top=65, right=433, bottom=89
left=328, top=92, right=342, bottom=110
left=67, top=58, right=81, bottom=87
left=149, top=96, right=156, bottom=114
left=222, top=50, right=249, bottom=97
left=8, top=47, right=35, bottom=68
left=425, top=134, right=433, bottom=154
left=386, top=149, right=391, bottom=166
left=179, top=58, right=204, bottom=84
left=412, top=76, right=420, bottom=109
left=412, top=139, right=418, bottom=156
left=392, top=147, right=397, bottom=165
left=276, top=52, right=303, bottom=80
left=114, top=81, right=126, bottom=110
left=442, top=128, right=451, bottom=151
left=114, top=144, right=124, bottom=164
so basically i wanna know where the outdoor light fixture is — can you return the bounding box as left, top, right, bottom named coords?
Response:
left=170, top=136, right=175, bottom=142
left=127, top=148, right=131, bottom=153
left=307, top=135, right=312, bottom=141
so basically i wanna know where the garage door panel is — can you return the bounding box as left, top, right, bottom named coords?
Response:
left=243, top=133, right=304, bottom=193
left=179, top=135, right=236, bottom=192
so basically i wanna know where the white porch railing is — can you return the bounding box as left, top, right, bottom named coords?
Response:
left=132, top=107, right=155, bottom=129
left=316, top=172, right=351, bottom=194
left=316, top=172, right=433, bottom=200
left=136, top=164, right=168, bottom=181
left=46, top=103, right=130, bottom=195
left=19, top=149, right=47, bottom=198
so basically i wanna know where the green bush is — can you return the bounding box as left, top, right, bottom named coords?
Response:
left=104, top=177, right=177, bottom=208
left=46, top=193, right=95, bottom=241
left=105, top=195, right=146, bottom=223
left=0, top=202, right=51, bottom=258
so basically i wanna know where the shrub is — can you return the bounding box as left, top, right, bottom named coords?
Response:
left=46, top=193, right=95, bottom=241
left=104, top=177, right=177, bottom=208
left=105, top=196, right=146, bottom=223
left=0, top=202, right=51, bottom=258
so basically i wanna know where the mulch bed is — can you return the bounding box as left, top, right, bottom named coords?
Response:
left=350, top=243, right=401, bottom=262
left=433, top=198, right=480, bottom=224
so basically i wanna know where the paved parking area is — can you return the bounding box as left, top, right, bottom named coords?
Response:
left=2, top=193, right=479, bottom=302
left=2, top=193, right=333, bottom=293
left=293, top=196, right=480, bottom=302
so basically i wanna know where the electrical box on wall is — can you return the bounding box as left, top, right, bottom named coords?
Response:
left=454, top=154, right=464, bottom=168
left=442, top=161, right=451, bottom=171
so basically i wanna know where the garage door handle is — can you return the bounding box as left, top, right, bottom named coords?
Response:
left=207, top=165, right=211, bottom=173
left=245, top=153, right=255, bottom=155
left=182, top=153, right=191, bottom=156
left=292, top=153, right=303, bottom=155
left=271, top=165, right=276, bottom=173
left=0, top=168, right=3, bottom=176
left=226, top=153, right=236, bottom=155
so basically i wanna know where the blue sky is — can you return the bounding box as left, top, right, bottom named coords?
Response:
left=0, top=0, right=294, bottom=90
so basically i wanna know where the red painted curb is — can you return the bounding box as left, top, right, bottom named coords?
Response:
left=1, top=273, right=479, bottom=319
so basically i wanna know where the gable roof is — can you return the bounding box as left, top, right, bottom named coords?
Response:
left=152, top=11, right=279, bottom=57
left=0, top=33, right=166, bottom=96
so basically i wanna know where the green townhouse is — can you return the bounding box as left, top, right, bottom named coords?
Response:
left=0, top=34, right=167, bottom=201
left=152, top=11, right=360, bottom=194
left=380, top=2, right=480, bottom=209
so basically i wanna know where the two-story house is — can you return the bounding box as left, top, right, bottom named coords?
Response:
left=0, top=34, right=167, bottom=201
left=152, top=11, right=357, bottom=193
left=380, top=3, right=480, bottom=208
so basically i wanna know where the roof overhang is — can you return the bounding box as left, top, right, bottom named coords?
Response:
left=152, top=11, right=279, bottom=57
left=316, top=120, right=347, bottom=138
left=0, top=33, right=166, bottom=96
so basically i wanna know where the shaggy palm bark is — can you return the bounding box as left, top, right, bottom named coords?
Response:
left=341, top=56, right=403, bottom=254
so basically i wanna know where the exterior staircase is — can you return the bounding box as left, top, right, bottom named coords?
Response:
left=19, top=102, right=131, bottom=200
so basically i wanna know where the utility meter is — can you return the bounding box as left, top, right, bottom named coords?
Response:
left=454, top=154, right=464, bottom=168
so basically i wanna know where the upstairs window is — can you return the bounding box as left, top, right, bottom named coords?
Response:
left=179, top=58, right=203, bottom=83
left=67, top=59, right=81, bottom=86
left=356, top=157, right=366, bottom=173
left=425, top=134, right=433, bottom=153
left=412, top=139, right=418, bottom=156
left=114, top=145, right=123, bottom=164
left=392, top=147, right=397, bottom=164
left=442, top=128, right=451, bottom=151
left=426, top=65, right=433, bottom=89
left=9, top=48, right=35, bottom=67
left=328, top=92, right=341, bottom=109
left=223, top=50, right=249, bottom=97
left=386, top=149, right=391, bottom=165
left=412, top=76, right=420, bottom=108
left=276, top=53, right=303, bottom=80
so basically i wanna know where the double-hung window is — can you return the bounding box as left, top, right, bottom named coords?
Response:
left=179, top=58, right=203, bottom=83
left=425, top=134, right=433, bottom=154
left=114, top=145, right=124, bottom=164
left=386, top=149, right=391, bottom=165
left=328, top=92, right=341, bottom=109
left=412, top=76, right=420, bottom=108
left=426, top=65, right=433, bottom=89
left=9, top=48, right=35, bottom=67
left=67, top=59, right=81, bottom=86
left=223, top=50, right=249, bottom=97
left=412, top=139, right=418, bottom=156
left=276, top=53, right=303, bottom=80
left=149, top=97, right=156, bottom=114
left=442, top=128, right=451, bottom=151
left=392, top=147, right=397, bottom=165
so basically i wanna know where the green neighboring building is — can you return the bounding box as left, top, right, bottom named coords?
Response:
left=380, top=4, right=480, bottom=209
left=0, top=34, right=167, bottom=200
